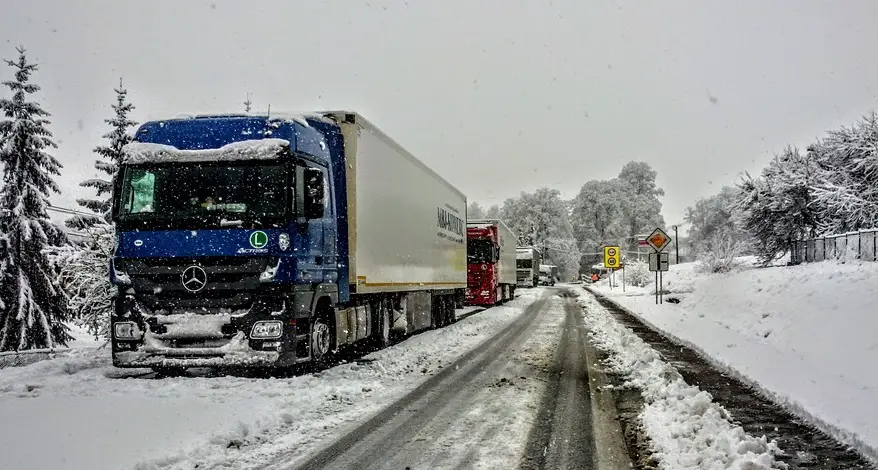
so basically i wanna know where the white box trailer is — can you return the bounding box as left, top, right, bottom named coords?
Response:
left=516, top=247, right=541, bottom=287
left=327, top=112, right=468, bottom=294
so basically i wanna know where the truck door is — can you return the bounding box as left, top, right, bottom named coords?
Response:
left=299, top=163, right=337, bottom=283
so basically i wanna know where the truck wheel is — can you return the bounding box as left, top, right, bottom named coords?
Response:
left=311, top=317, right=332, bottom=363
left=449, top=295, right=458, bottom=323
left=433, top=295, right=445, bottom=328
left=370, top=299, right=391, bottom=350
left=444, top=295, right=455, bottom=325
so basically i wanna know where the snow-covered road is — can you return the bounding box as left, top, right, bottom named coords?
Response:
left=0, top=291, right=543, bottom=470
left=291, top=292, right=563, bottom=470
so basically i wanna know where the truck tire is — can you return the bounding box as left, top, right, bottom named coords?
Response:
left=369, top=298, right=391, bottom=350
left=310, top=316, right=333, bottom=364
left=444, top=295, right=455, bottom=325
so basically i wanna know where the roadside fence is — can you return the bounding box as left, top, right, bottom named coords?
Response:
left=791, top=229, right=878, bottom=264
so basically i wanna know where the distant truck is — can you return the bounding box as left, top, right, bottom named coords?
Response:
left=109, top=111, right=467, bottom=371
left=515, top=247, right=541, bottom=288
left=466, top=219, right=516, bottom=306
left=538, top=264, right=559, bottom=286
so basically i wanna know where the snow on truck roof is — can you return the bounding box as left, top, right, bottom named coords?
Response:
left=122, top=139, right=291, bottom=164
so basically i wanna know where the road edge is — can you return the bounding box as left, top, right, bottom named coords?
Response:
left=576, top=292, right=634, bottom=469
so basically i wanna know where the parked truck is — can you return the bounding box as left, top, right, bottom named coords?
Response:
left=538, top=264, right=559, bottom=286
left=465, top=219, right=516, bottom=306
left=515, top=247, right=541, bottom=288
left=109, top=111, right=468, bottom=371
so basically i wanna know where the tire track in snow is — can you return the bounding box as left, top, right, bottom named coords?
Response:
left=285, top=292, right=558, bottom=470
left=520, top=291, right=596, bottom=470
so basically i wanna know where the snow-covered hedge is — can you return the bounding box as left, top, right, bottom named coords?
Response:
left=624, top=260, right=652, bottom=287
left=48, top=226, right=114, bottom=340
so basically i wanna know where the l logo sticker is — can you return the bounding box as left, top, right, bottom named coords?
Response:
left=250, top=231, right=268, bottom=249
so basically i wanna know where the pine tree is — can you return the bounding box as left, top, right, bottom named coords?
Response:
left=0, top=47, right=70, bottom=351
left=243, top=93, right=252, bottom=113
left=66, top=78, right=137, bottom=229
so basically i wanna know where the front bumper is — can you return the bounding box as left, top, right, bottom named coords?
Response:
left=465, top=287, right=497, bottom=306
left=111, top=291, right=306, bottom=369
left=113, top=332, right=282, bottom=368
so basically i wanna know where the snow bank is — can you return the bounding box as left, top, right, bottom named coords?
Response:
left=122, top=139, right=290, bottom=164
left=0, top=293, right=541, bottom=470
left=593, top=260, right=878, bottom=463
left=578, top=292, right=784, bottom=469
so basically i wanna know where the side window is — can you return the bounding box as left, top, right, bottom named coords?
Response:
left=124, top=169, right=156, bottom=214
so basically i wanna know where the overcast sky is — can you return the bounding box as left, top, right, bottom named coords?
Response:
left=4, top=0, right=878, bottom=227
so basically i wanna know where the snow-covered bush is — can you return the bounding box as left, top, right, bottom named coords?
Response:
left=696, top=233, right=748, bottom=273
left=623, top=259, right=651, bottom=287
left=48, top=226, right=114, bottom=340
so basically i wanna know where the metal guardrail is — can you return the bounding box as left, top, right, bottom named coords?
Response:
left=791, top=229, right=878, bottom=264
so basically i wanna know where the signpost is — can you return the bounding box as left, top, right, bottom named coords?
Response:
left=604, top=246, right=621, bottom=289
left=603, top=246, right=621, bottom=269
left=645, top=228, right=672, bottom=304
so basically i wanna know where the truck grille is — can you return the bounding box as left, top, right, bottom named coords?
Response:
left=115, top=257, right=272, bottom=312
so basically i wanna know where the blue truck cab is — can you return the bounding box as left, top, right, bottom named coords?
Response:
left=110, top=114, right=344, bottom=369
left=109, top=112, right=466, bottom=371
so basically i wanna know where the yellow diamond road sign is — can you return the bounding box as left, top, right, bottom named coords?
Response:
left=646, top=227, right=671, bottom=252
left=603, top=246, right=621, bottom=268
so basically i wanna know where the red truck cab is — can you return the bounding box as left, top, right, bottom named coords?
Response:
left=466, top=220, right=516, bottom=306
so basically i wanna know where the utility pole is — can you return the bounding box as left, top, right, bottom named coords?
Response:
left=672, top=225, right=679, bottom=263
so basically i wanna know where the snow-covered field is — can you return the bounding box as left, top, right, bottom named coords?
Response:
left=0, top=291, right=541, bottom=470
left=578, top=291, right=783, bottom=469
left=592, top=259, right=878, bottom=463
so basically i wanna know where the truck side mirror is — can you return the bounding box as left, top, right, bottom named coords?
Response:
left=303, top=167, right=325, bottom=219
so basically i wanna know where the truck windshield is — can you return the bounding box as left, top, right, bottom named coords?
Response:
left=517, top=259, right=532, bottom=269
left=467, top=239, right=494, bottom=263
left=116, top=161, right=288, bottom=229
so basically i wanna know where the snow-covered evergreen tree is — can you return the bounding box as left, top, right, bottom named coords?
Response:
left=734, top=146, right=820, bottom=264
left=243, top=93, right=252, bottom=113
left=67, top=79, right=136, bottom=229
left=809, top=112, right=878, bottom=234
left=0, top=47, right=70, bottom=351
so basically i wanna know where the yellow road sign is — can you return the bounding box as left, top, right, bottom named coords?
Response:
left=603, top=246, right=621, bottom=268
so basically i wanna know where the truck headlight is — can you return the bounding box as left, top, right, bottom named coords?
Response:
left=278, top=233, right=291, bottom=251
left=114, top=322, right=139, bottom=340
left=250, top=321, right=283, bottom=339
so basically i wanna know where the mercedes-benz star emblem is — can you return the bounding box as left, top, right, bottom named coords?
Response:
left=181, top=265, right=208, bottom=293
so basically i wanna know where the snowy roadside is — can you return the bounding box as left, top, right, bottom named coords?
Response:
left=578, top=290, right=785, bottom=469
left=0, top=290, right=542, bottom=470
left=592, top=260, right=878, bottom=464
